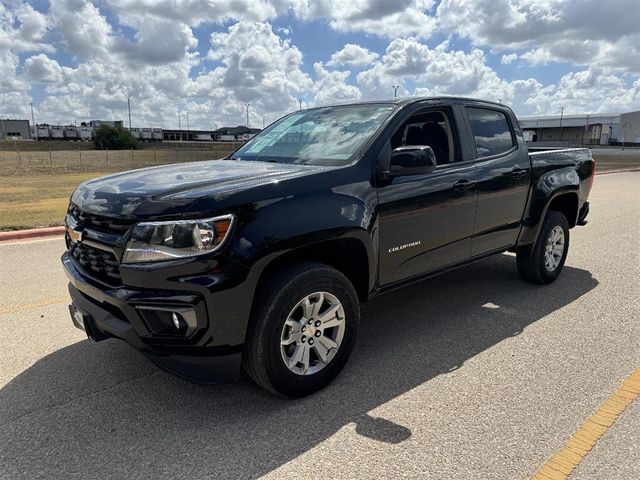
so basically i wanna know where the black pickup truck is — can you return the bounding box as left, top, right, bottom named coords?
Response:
left=63, top=97, right=594, bottom=397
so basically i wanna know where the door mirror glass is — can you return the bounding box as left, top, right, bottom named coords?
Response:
left=390, top=146, right=437, bottom=176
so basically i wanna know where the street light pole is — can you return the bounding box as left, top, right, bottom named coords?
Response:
left=186, top=111, right=190, bottom=134
left=298, top=99, right=302, bottom=110
left=126, top=94, right=132, bottom=132
left=246, top=103, right=250, bottom=127
left=559, top=106, right=564, bottom=142
left=262, top=114, right=266, bottom=129
left=29, top=102, right=37, bottom=140
left=393, top=85, right=399, bottom=98
left=177, top=109, right=182, bottom=141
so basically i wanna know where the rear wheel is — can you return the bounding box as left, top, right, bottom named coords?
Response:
left=243, top=262, right=359, bottom=397
left=517, top=211, right=570, bottom=284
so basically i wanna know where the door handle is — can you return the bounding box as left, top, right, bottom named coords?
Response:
left=511, top=168, right=528, bottom=180
left=453, top=179, right=477, bottom=192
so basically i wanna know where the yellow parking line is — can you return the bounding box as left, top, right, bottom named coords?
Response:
left=0, top=296, right=68, bottom=315
left=532, top=368, right=640, bottom=480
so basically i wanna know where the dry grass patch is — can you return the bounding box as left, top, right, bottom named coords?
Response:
left=0, top=172, right=108, bottom=231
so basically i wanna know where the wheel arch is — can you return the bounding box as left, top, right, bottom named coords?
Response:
left=252, top=236, right=373, bottom=306
left=517, top=166, right=581, bottom=249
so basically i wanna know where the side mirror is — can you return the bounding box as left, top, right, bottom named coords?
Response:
left=389, top=146, right=437, bottom=176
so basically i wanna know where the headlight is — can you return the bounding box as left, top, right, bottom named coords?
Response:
left=122, top=215, right=235, bottom=264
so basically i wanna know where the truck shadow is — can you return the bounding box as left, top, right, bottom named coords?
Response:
left=0, top=254, right=598, bottom=479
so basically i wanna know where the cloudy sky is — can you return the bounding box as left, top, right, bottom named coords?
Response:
left=2, top=0, right=639, bottom=129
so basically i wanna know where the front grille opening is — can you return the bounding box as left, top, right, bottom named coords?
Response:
left=69, top=240, right=122, bottom=286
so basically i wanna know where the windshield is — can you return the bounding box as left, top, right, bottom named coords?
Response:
left=231, top=103, right=396, bottom=166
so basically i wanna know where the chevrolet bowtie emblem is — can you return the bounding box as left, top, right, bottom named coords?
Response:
left=67, top=227, right=85, bottom=244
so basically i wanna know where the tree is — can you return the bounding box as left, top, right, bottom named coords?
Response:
left=93, top=125, right=138, bottom=150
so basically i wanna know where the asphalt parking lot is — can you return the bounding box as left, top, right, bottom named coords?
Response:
left=0, top=172, right=638, bottom=480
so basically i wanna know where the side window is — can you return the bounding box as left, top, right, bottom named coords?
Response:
left=389, top=110, right=456, bottom=165
left=467, top=107, right=514, bottom=158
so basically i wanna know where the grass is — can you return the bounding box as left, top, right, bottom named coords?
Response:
left=0, top=172, right=109, bottom=231
left=0, top=146, right=238, bottom=231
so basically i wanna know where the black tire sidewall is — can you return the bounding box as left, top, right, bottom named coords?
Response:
left=250, top=265, right=359, bottom=397
left=536, top=211, right=570, bottom=283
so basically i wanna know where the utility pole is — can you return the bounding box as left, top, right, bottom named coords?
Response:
left=177, top=109, right=182, bottom=141
left=559, top=106, right=564, bottom=142
left=262, top=114, right=266, bottom=129
left=30, top=102, right=37, bottom=140
left=298, top=99, right=302, bottom=110
left=393, top=85, right=399, bottom=98
left=246, top=103, right=250, bottom=127
left=126, top=94, right=132, bottom=132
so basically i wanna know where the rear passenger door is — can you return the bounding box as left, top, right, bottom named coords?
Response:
left=465, top=106, right=531, bottom=256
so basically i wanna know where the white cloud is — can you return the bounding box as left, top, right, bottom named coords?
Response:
left=24, top=54, right=66, bottom=83
left=436, top=0, right=640, bottom=73
left=291, top=0, right=438, bottom=38
left=49, top=0, right=113, bottom=58
left=205, top=21, right=312, bottom=112
left=501, top=53, right=518, bottom=64
left=327, top=44, right=379, bottom=67
left=313, top=63, right=362, bottom=104
left=357, top=39, right=506, bottom=100
left=113, top=16, right=198, bottom=64
left=0, top=3, right=53, bottom=53
left=105, top=0, right=288, bottom=26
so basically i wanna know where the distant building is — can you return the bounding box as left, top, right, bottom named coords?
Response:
left=619, top=111, right=640, bottom=144
left=162, top=129, right=213, bottom=141
left=518, top=113, right=620, bottom=146
left=90, top=120, right=124, bottom=128
left=212, top=126, right=261, bottom=141
left=0, top=119, right=31, bottom=140
left=162, top=126, right=261, bottom=142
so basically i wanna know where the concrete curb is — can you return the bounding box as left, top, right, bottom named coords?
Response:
left=0, top=226, right=65, bottom=242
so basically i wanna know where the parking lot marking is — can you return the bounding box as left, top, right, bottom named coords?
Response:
left=0, top=297, right=68, bottom=315
left=532, top=368, right=640, bottom=480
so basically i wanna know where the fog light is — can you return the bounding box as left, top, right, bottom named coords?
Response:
left=172, top=312, right=181, bottom=330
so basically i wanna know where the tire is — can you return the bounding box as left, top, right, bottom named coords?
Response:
left=243, top=261, right=360, bottom=398
left=517, top=211, right=570, bottom=284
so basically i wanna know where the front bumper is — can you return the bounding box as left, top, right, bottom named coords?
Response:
left=62, top=252, right=251, bottom=384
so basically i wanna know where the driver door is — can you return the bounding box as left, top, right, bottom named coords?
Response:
left=377, top=108, right=478, bottom=286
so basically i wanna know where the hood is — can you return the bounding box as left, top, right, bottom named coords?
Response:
left=71, top=159, right=331, bottom=218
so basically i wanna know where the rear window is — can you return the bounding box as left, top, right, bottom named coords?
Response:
left=467, top=107, right=514, bottom=158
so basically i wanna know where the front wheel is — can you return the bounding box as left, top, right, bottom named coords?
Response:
left=243, top=262, right=360, bottom=397
left=517, top=211, right=570, bottom=284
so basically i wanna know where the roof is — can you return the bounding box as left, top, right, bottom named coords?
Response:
left=313, top=96, right=508, bottom=109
